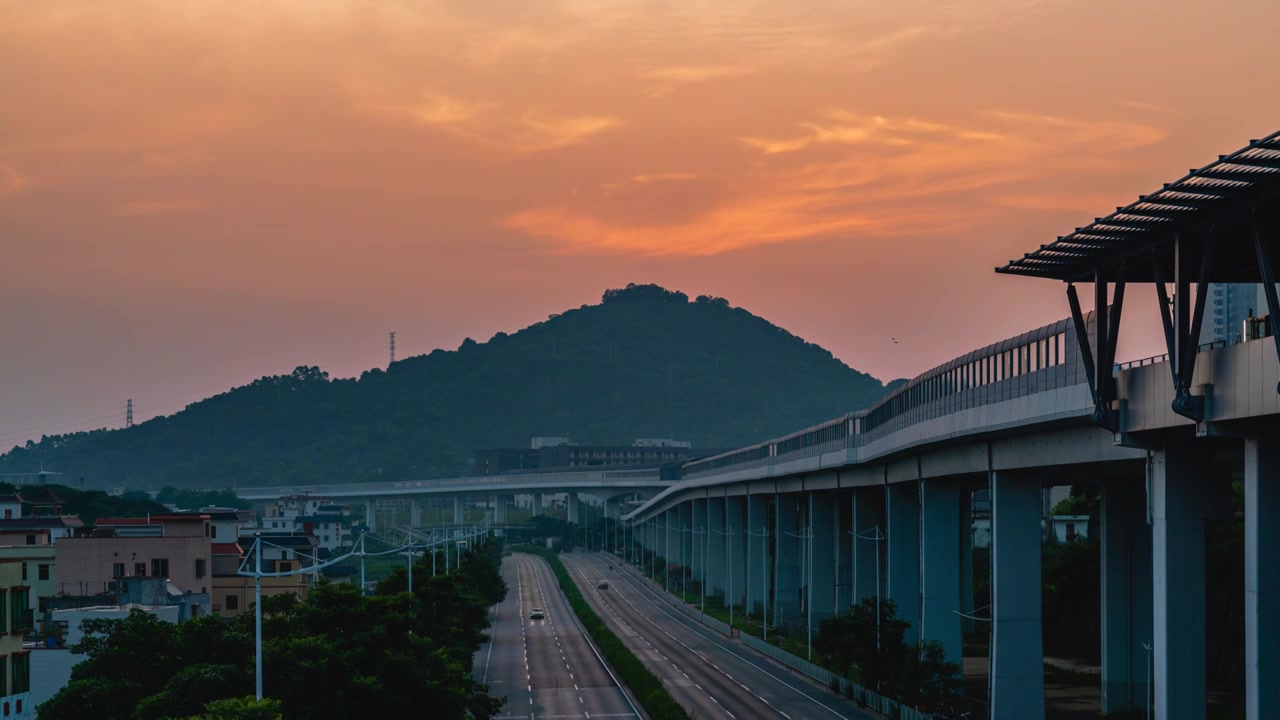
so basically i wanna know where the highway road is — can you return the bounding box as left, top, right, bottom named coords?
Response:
left=561, top=551, right=879, bottom=720
left=474, top=552, right=641, bottom=720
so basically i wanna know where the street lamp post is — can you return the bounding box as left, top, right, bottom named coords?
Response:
left=746, top=527, right=771, bottom=641
left=852, top=526, right=884, bottom=681
left=785, top=525, right=815, bottom=660
left=712, top=525, right=736, bottom=629
left=254, top=533, right=263, bottom=700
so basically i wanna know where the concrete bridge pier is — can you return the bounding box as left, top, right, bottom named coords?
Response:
left=365, top=499, right=377, bottom=532
left=852, top=487, right=883, bottom=608
left=668, top=505, right=679, bottom=572
left=453, top=496, right=464, bottom=525
left=775, top=493, right=803, bottom=629
left=726, top=495, right=747, bottom=610
left=410, top=498, right=422, bottom=527
left=692, top=498, right=707, bottom=594
left=1245, top=435, right=1280, bottom=720
left=920, top=477, right=962, bottom=665
left=960, top=487, right=976, bottom=637
left=989, top=470, right=1046, bottom=720
left=1100, top=477, right=1152, bottom=715
left=835, top=493, right=853, bottom=612
left=1152, top=445, right=1231, bottom=720
left=747, top=494, right=769, bottom=617
left=809, top=493, right=836, bottom=625
left=494, top=495, right=510, bottom=523
left=707, top=496, right=726, bottom=599
left=887, top=481, right=921, bottom=645
left=531, top=493, right=543, bottom=517
left=567, top=492, right=580, bottom=524
left=676, top=502, right=691, bottom=576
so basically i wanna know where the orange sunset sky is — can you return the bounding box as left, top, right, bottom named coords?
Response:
left=3, top=0, right=1280, bottom=450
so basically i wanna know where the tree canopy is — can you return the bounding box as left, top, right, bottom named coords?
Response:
left=2, top=285, right=892, bottom=490
left=38, top=539, right=509, bottom=720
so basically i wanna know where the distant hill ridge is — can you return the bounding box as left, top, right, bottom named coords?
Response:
left=0, top=284, right=892, bottom=489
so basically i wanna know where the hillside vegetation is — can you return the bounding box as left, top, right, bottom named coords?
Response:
left=1, top=284, right=890, bottom=489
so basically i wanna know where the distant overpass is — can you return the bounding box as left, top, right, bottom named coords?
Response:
left=236, top=467, right=672, bottom=528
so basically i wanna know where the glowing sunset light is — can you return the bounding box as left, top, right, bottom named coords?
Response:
left=3, top=0, right=1279, bottom=442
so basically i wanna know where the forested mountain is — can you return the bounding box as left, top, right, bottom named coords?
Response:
left=0, top=284, right=891, bottom=490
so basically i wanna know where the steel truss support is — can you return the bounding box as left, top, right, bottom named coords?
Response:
left=1067, top=272, right=1123, bottom=432
left=1152, top=232, right=1214, bottom=421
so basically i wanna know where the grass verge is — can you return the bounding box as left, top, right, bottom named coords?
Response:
left=513, top=546, right=690, bottom=720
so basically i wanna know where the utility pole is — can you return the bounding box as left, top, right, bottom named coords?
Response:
left=126, top=399, right=134, bottom=428
left=389, top=332, right=396, bottom=366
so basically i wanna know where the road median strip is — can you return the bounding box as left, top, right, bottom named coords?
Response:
left=514, top=546, right=691, bottom=720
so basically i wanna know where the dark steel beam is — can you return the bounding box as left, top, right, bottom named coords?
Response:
left=1253, top=219, right=1280, bottom=394
left=1067, top=283, right=1099, bottom=406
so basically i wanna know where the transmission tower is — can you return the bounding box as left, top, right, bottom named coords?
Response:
left=389, top=332, right=396, bottom=367
left=126, top=399, right=134, bottom=428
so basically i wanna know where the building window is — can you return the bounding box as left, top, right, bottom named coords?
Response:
left=195, top=559, right=206, bottom=579
left=1066, top=523, right=1077, bottom=542
left=24, top=535, right=34, bottom=546
left=211, top=525, right=218, bottom=539
left=0, top=656, right=6, bottom=697
left=278, top=561, right=292, bottom=572
left=113, top=563, right=125, bottom=578
left=11, top=653, right=28, bottom=694
left=11, top=591, right=29, bottom=632
left=226, top=595, right=239, bottom=610
left=38, top=565, right=50, bottom=581
left=0, top=590, right=7, bottom=634
left=135, top=563, right=147, bottom=577
left=151, top=558, right=170, bottom=578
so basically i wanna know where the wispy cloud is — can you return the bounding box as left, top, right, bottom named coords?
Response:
left=507, top=109, right=1167, bottom=256
left=114, top=199, right=209, bottom=217
left=380, top=91, right=618, bottom=153
left=0, top=165, right=28, bottom=196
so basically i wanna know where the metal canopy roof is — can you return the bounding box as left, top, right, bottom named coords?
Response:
left=998, top=130, right=1280, bottom=283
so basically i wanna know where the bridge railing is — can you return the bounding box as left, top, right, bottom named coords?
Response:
left=239, top=468, right=668, bottom=499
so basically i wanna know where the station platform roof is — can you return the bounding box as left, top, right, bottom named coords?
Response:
left=998, top=130, right=1280, bottom=284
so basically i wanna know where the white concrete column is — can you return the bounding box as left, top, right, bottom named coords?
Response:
left=990, top=470, right=1045, bottom=720
left=853, top=487, right=883, bottom=608
left=531, top=494, right=543, bottom=517
left=410, top=498, right=422, bottom=527
left=1152, top=445, right=1222, bottom=720
left=726, top=495, right=747, bottom=610
left=365, top=500, right=377, bottom=532
left=453, top=496, right=464, bottom=525
left=678, top=502, right=693, bottom=575
left=921, top=477, right=962, bottom=665
left=775, top=493, right=803, bottom=627
left=1245, top=435, right=1280, bottom=720
left=567, top=493, right=580, bottom=524
left=494, top=495, right=509, bottom=524
left=888, top=481, right=921, bottom=645
left=810, top=493, right=836, bottom=624
left=747, top=494, right=769, bottom=616
left=1101, top=479, right=1152, bottom=715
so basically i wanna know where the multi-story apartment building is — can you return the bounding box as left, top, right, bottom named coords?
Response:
left=54, top=515, right=212, bottom=597
left=0, top=559, right=33, bottom=719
